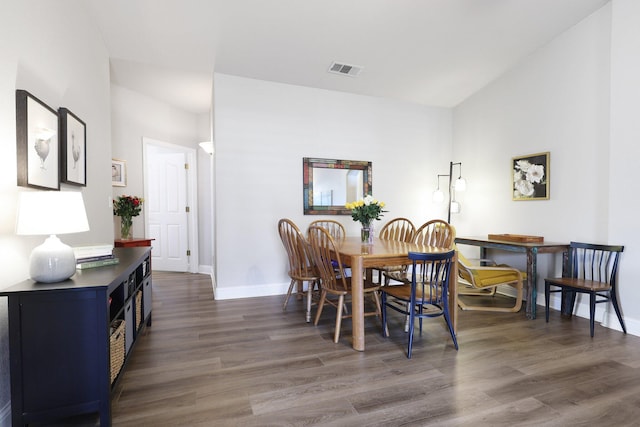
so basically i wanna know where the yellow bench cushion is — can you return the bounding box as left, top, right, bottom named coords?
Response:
left=468, top=267, right=525, bottom=287
left=457, top=251, right=526, bottom=288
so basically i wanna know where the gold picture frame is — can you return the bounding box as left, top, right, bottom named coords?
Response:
left=512, top=152, right=549, bottom=201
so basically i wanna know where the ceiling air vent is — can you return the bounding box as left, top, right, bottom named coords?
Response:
left=328, top=61, right=362, bottom=77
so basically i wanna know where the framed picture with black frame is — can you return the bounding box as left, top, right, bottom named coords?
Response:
left=59, top=108, right=86, bottom=186
left=16, top=90, right=60, bottom=190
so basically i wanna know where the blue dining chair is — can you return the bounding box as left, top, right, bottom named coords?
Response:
left=381, top=250, right=458, bottom=358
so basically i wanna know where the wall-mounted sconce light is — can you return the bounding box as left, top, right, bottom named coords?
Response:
left=199, top=141, right=214, bottom=156
left=432, top=161, right=466, bottom=223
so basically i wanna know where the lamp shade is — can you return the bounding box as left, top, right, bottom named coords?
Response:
left=16, top=191, right=90, bottom=283
left=455, top=177, right=467, bottom=192
left=16, top=191, right=89, bottom=235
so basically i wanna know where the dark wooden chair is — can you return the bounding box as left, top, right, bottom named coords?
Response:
left=381, top=250, right=458, bottom=358
left=544, top=242, right=625, bottom=337
left=278, top=219, right=320, bottom=322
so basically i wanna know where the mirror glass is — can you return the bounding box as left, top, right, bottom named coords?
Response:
left=303, top=157, right=372, bottom=215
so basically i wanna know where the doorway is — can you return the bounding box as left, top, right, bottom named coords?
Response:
left=143, top=137, right=199, bottom=272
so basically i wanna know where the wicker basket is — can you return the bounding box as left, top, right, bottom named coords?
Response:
left=110, top=319, right=125, bottom=384
left=135, top=291, right=143, bottom=330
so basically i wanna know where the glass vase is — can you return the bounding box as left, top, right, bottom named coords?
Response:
left=120, top=217, right=133, bottom=240
left=361, top=223, right=373, bottom=244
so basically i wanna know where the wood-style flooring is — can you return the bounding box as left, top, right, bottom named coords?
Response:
left=108, top=272, right=640, bottom=426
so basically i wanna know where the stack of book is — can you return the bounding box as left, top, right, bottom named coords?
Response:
left=74, top=244, right=119, bottom=269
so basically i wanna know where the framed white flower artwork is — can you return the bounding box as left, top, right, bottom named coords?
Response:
left=512, top=152, right=549, bottom=201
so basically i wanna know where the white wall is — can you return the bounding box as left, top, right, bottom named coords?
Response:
left=453, top=4, right=640, bottom=334
left=454, top=5, right=611, bottom=241
left=0, top=0, right=113, bottom=423
left=0, top=5, right=635, bottom=423
left=0, top=1, right=113, bottom=285
left=197, top=142, right=214, bottom=272
left=609, top=0, right=640, bottom=332
left=110, top=84, right=212, bottom=268
left=213, top=73, right=452, bottom=299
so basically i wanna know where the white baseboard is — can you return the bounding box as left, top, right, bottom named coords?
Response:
left=198, top=265, right=213, bottom=275
left=214, top=282, right=289, bottom=300
left=539, top=292, right=639, bottom=337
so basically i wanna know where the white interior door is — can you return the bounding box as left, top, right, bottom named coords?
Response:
left=144, top=140, right=196, bottom=272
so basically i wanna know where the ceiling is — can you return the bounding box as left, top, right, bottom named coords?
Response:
left=86, top=0, right=610, bottom=114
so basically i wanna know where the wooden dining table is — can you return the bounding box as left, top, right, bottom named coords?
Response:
left=332, top=236, right=458, bottom=351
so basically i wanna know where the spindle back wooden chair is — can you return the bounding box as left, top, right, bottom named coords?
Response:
left=545, top=242, right=625, bottom=337
left=413, top=219, right=455, bottom=248
left=307, top=225, right=382, bottom=343
left=374, top=217, right=416, bottom=285
left=381, top=250, right=458, bottom=358
left=278, top=219, right=320, bottom=322
left=307, top=220, right=346, bottom=243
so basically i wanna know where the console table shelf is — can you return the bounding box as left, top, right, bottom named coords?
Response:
left=0, top=247, right=152, bottom=426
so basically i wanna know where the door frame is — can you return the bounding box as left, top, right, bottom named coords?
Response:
left=142, top=137, right=199, bottom=273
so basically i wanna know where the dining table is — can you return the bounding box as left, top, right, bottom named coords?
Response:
left=332, top=236, right=458, bottom=351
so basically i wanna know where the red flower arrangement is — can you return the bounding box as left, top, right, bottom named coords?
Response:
left=113, top=195, right=144, bottom=239
left=113, top=195, right=144, bottom=218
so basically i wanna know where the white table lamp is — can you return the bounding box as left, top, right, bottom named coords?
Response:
left=16, top=191, right=90, bottom=283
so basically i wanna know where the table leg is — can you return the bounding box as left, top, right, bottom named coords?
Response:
left=525, top=249, right=538, bottom=319
left=559, top=251, right=575, bottom=317
left=561, top=290, right=576, bottom=317
left=351, top=255, right=365, bottom=351
left=450, top=253, right=458, bottom=332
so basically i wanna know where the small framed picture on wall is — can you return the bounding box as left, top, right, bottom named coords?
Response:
left=59, top=108, right=87, bottom=186
left=112, top=158, right=126, bottom=187
left=512, top=152, right=550, bottom=201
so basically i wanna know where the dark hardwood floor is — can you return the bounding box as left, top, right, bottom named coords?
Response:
left=110, top=272, right=640, bottom=426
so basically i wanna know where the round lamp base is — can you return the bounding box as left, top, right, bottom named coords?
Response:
left=29, top=235, right=76, bottom=283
